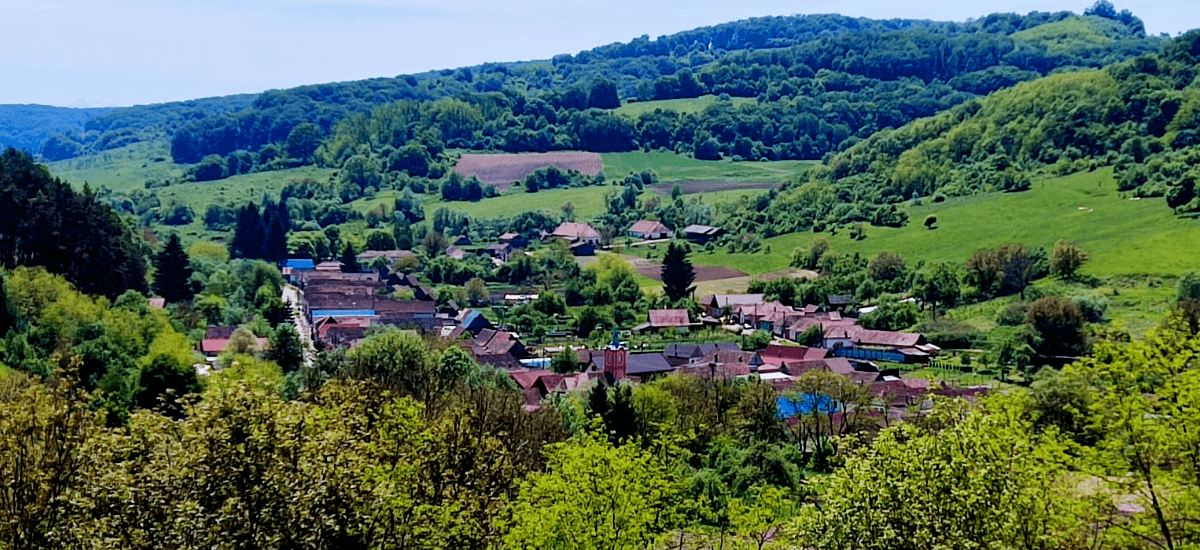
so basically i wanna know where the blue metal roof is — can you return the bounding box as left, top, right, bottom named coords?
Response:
left=777, top=394, right=838, bottom=419
left=285, top=259, right=315, bottom=270
left=311, top=309, right=376, bottom=318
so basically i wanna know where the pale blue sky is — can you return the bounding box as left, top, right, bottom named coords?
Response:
left=1, top=0, right=1195, bottom=108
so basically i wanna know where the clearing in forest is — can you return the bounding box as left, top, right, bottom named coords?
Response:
left=454, top=152, right=602, bottom=190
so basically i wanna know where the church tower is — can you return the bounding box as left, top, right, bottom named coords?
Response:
left=603, top=329, right=627, bottom=380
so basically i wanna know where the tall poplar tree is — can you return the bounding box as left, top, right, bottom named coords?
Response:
left=152, top=233, right=194, bottom=303
left=660, top=242, right=696, bottom=303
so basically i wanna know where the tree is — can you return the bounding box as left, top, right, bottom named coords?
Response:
left=550, top=349, right=578, bottom=374
left=261, top=199, right=291, bottom=264
left=0, top=271, right=17, bottom=336
left=587, top=78, right=620, bottom=109
left=422, top=232, right=450, bottom=256
left=866, top=251, right=907, bottom=287
left=230, top=202, right=265, bottom=260
left=1050, top=240, right=1089, bottom=280
left=365, top=230, right=396, bottom=251
left=923, top=214, right=937, bottom=229
left=791, top=238, right=829, bottom=270
left=790, top=401, right=1082, bottom=550
left=912, top=262, right=961, bottom=318
left=504, top=432, right=682, bottom=550
left=1179, top=271, right=1200, bottom=303
left=268, top=324, right=305, bottom=373
left=0, top=149, right=148, bottom=299
left=1025, top=296, right=1088, bottom=357
left=284, top=123, right=323, bottom=162
left=340, top=244, right=360, bottom=273
left=661, top=242, right=696, bottom=303
left=796, top=324, right=824, bottom=347
left=152, top=233, right=194, bottom=303
left=465, top=277, right=489, bottom=305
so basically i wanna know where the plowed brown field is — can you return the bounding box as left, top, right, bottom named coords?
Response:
left=454, top=152, right=602, bottom=191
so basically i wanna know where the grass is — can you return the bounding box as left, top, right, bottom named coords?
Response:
left=696, top=168, right=1200, bottom=278
left=49, top=140, right=183, bottom=192
left=614, top=95, right=758, bottom=118
left=601, top=151, right=811, bottom=183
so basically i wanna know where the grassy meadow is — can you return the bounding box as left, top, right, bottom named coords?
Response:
left=601, top=151, right=811, bottom=183
left=49, top=140, right=183, bottom=191
left=614, top=95, right=758, bottom=118
left=695, top=168, right=1200, bottom=278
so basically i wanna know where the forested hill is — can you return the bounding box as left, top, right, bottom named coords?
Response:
left=0, top=104, right=112, bottom=153
left=0, top=94, right=254, bottom=160
left=5, top=4, right=1162, bottom=170
left=737, top=27, right=1200, bottom=236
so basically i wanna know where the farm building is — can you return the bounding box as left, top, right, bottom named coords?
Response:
left=569, top=241, right=596, bottom=256
left=498, top=232, right=528, bottom=248
left=551, top=222, right=601, bottom=245
left=628, top=220, right=671, bottom=240
left=484, top=242, right=514, bottom=261
left=705, top=293, right=766, bottom=318
left=682, top=224, right=725, bottom=243
left=634, top=309, right=694, bottom=332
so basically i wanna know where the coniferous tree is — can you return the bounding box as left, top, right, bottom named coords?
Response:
left=340, top=243, right=360, bottom=273
left=269, top=324, right=305, bottom=373
left=229, top=202, right=265, bottom=259
left=0, top=148, right=146, bottom=298
left=0, top=270, right=17, bottom=336
left=152, top=233, right=194, bottom=303
left=660, top=242, right=696, bottom=303
left=261, top=198, right=291, bottom=264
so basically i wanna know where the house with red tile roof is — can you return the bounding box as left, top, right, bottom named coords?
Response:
left=646, top=309, right=693, bottom=329
left=628, top=220, right=671, bottom=240
left=551, top=222, right=601, bottom=244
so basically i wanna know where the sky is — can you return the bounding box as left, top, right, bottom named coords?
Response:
left=1, top=0, right=1197, bottom=108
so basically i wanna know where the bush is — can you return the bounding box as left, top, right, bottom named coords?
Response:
left=914, top=319, right=983, bottom=349
left=1071, top=295, right=1109, bottom=323
left=996, top=302, right=1031, bottom=326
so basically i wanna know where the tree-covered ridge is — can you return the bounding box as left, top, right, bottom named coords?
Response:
left=776, top=29, right=1200, bottom=219
left=5, top=6, right=1151, bottom=170
left=172, top=11, right=1159, bottom=167
left=0, top=105, right=112, bottom=154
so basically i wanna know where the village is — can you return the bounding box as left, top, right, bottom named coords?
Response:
left=189, top=218, right=991, bottom=424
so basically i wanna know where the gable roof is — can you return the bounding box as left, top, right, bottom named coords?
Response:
left=682, top=224, right=723, bottom=236
left=625, top=353, right=674, bottom=375
left=853, top=330, right=923, bottom=348
left=629, top=220, right=670, bottom=234
left=760, top=344, right=829, bottom=364
left=552, top=222, right=600, bottom=241
left=785, top=357, right=856, bottom=377
left=648, top=309, right=691, bottom=328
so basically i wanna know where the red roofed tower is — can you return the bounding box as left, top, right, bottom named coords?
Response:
left=603, top=330, right=627, bottom=380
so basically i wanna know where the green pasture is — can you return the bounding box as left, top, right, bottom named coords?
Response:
left=614, top=95, right=758, bottom=118
left=696, top=168, right=1200, bottom=278
left=601, top=151, right=811, bottom=183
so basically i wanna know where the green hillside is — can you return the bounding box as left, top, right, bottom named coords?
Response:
left=697, top=167, right=1200, bottom=277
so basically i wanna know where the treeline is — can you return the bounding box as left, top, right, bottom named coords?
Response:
left=0, top=149, right=146, bottom=298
